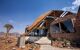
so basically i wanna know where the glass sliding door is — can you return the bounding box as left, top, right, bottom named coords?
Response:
left=50, top=19, right=75, bottom=34
left=62, top=19, right=75, bottom=33
left=50, top=23, right=61, bottom=34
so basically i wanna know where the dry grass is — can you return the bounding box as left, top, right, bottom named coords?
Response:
left=0, top=35, right=40, bottom=50
left=0, top=35, right=17, bottom=50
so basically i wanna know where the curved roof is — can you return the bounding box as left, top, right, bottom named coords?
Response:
left=27, top=10, right=74, bottom=32
left=27, top=10, right=53, bottom=31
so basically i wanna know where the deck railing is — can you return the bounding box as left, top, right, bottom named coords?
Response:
left=50, top=33, right=80, bottom=40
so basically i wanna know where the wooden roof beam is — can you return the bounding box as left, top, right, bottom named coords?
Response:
left=51, top=15, right=75, bottom=25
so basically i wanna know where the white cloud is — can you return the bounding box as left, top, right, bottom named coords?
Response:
left=62, top=0, right=80, bottom=13
left=62, top=6, right=77, bottom=13
left=62, top=6, right=76, bottom=11
left=72, top=0, right=80, bottom=6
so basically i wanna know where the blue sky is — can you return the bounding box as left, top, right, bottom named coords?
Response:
left=0, top=0, right=79, bottom=33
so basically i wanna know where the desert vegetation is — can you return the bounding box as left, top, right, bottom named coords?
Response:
left=0, top=23, right=40, bottom=50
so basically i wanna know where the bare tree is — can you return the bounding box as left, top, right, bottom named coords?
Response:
left=4, top=24, right=13, bottom=36
left=4, top=24, right=14, bottom=50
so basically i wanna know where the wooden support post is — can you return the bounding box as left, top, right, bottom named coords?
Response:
left=59, top=23, right=62, bottom=33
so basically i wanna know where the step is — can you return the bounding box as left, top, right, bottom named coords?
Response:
left=35, top=37, right=51, bottom=44
left=25, top=36, right=51, bottom=44
left=25, top=36, right=41, bottom=42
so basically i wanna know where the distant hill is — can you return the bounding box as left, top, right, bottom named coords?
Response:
left=0, top=32, right=20, bottom=37
left=10, top=32, right=20, bottom=37
left=0, top=32, right=5, bottom=35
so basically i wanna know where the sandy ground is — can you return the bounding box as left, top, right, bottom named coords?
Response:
left=0, top=35, right=40, bottom=50
left=0, top=35, right=80, bottom=50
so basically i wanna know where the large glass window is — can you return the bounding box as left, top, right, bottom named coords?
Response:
left=50, top=23, right=60, bottom=33
left=62, top=19, right=75, bottom=33
left=28, top=29, right=47, bottom=36
left=50, top=19, right=75, bottom=33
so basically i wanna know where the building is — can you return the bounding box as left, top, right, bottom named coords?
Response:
left=23, top=6, right=80, bottom=47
